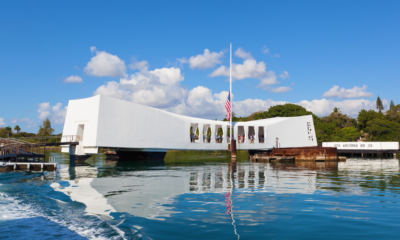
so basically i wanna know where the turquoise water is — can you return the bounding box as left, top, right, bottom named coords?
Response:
left=1, top=153, right=399, bottom=240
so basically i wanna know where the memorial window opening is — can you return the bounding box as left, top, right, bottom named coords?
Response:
left=237, top=126, right=245, bottom=143
left=203, top=124, right=211, bottom=143
left=215, top=125, right=223, bottom=143
left=258, top=126, right=264, bottom=143
left=248, top=126, right=255, bottom=143
left=190, top=123, right=199, bottom=143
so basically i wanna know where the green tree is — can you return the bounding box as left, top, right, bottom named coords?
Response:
left=247, top=104, right=321, bottom=124
left=357, top=109, right=384, bottom=130
left=14, top=125, right=21, bottom=133
left=390, top=100, right=395, bottom=110
left=5, top=126, right=12, bottom=138
left=376, top=96, right=384, bottom=112
left=37, top=119, right=54, bottom=136
left=333, top=107, right=340, bottom=113
left=386, top=104, right=400, bottom=123
left=365, top=118, right=400, bottom=141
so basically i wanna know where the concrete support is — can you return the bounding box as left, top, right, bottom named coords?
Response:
left=394, top=153, right=397, bottom=159
left=231, top=140, right=237, bottom=159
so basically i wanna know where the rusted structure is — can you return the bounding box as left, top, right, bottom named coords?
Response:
left=270, top=146, right=340, bottom=161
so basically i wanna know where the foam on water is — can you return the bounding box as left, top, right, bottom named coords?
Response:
left=0, top=181, right=132, bottom=240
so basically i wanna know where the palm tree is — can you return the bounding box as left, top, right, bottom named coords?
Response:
left=5, top=126, right=12, bottom=138
left=14, top=125, right=21, bottom=133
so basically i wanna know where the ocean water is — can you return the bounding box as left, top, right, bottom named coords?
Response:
left=1, top=152, right=399, bottom=240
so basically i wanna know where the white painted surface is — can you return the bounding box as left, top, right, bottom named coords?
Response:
left=62, top=95, right=317, bottom=155
left=322, top=142, right=399, bottom=150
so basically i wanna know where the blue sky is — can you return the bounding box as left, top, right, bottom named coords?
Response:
left=1, top=1, right=399, bottom=134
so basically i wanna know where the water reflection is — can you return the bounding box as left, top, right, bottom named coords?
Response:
left=20, top=154, right=400, bottom=239
left=52, top=159, right=324, bottom=221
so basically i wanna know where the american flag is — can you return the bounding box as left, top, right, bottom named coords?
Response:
left=225, top=92, right=231, bottom=120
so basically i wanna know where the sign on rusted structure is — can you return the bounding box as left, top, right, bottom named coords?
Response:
left=270, top=146, right=338, bottom=161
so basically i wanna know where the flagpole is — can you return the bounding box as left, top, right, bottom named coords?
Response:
left=230, top=43, right=232, bottom=144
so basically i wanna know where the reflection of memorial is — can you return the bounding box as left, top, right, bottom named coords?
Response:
left=52, top=162, right=318, bottom=220
left=338, top=159, right=399, bottom=173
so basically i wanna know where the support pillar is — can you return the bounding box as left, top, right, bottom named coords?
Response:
left=231, top=139, right=237, bottom=159
left=394, top=153, right=397, bottom=159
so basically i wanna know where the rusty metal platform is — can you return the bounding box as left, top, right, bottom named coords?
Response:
left=251, top=146, right=345, bottom=162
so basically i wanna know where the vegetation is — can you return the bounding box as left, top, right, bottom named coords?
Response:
left=0, top=119, right=60, bottom=145
left=390, top=100, right=395, bottom=110
left=37, top=119, right=54, bottom=136
left=14, top=125, right=21, bottom=133
left=376, top=96, right=384, bottom=112
left=223, top=101, right=400, bottom=145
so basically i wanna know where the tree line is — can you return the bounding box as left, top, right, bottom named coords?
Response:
left=0, top=118, right=58, bottom=140
left=224, top=96, right=400, bottom=145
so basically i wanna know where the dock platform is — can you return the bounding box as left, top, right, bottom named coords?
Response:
left=0, top=162, right=57, bottom=172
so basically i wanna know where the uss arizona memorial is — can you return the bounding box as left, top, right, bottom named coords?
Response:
left=61, top=95, right=317, bottom=158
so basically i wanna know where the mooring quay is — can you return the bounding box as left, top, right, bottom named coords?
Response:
left=0, top=137, right=77, bottom=171
left=322, top=142, right=399, bottom=158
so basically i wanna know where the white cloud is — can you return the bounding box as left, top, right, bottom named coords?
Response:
left=84, top=47, right=127, bottom=78
left=261, top=46, right=269, bottom=54
left=235, top=48, right=253, bottom=60
left=210, top=55, right=279, bottom=89
left=0, top=118, right=5, bottom=126
left=129, top=58, right=149, bottom=71
left=270, top=86, right=292, bottom=93
left=169, top=87, right=287, bottom=119
left=38, top=103, right=50, bottom=121
left=279, top=71, right=290, bottom=79
left=297, top=98, right=387, bottom=117
left=52, top=103, right=68, bottom=124
left=177, top=57, right=188, bottom=64
left=188, top=49, right=224, bottom=69
left=210, top=59, right=269, bottom=80
left=9, top=117, right=37, bottom=128
left=322, top=85, right=374, bottom=99
left=37, top=102, right=67, bottom=124
left=64, top=75, right=83, bottom=83
left=95, top=65, right=187, bottom=109
left=261, top=45, right=280, bottom=57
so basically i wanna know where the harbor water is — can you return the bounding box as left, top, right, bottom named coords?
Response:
left=1, top=152, right=399, bottom=239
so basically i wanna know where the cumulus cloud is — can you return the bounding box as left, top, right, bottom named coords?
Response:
left=38, top=103, right=51, bottom=121
left=235, top=48, right=253, bottom=60
left=9, top=117, right=37, bottom=128
left=37, top=102, right=67, bottom=124
left=298, top=98, right=387, bottom=117
left=322, top=85, right=374, bottom=99
left=210, top=51, right=279, bottom=89
left=169, top=87, right=287, bottom=119
left=0, top=118, right=5, bottom=126
left=170, top=93, right=386, bottom=120
left=64, top=75, right=83, bottom=83
left=279, top=71, right=290, bottom=79
left=129, top=58, right=149, bottom=71
left=95, top=63, right=187, bottom=108
left=270, top=86, right=292, bottom=93
left=84, top=47, right=127, bottom=78
left=187, top=49, right=224, bottom=69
